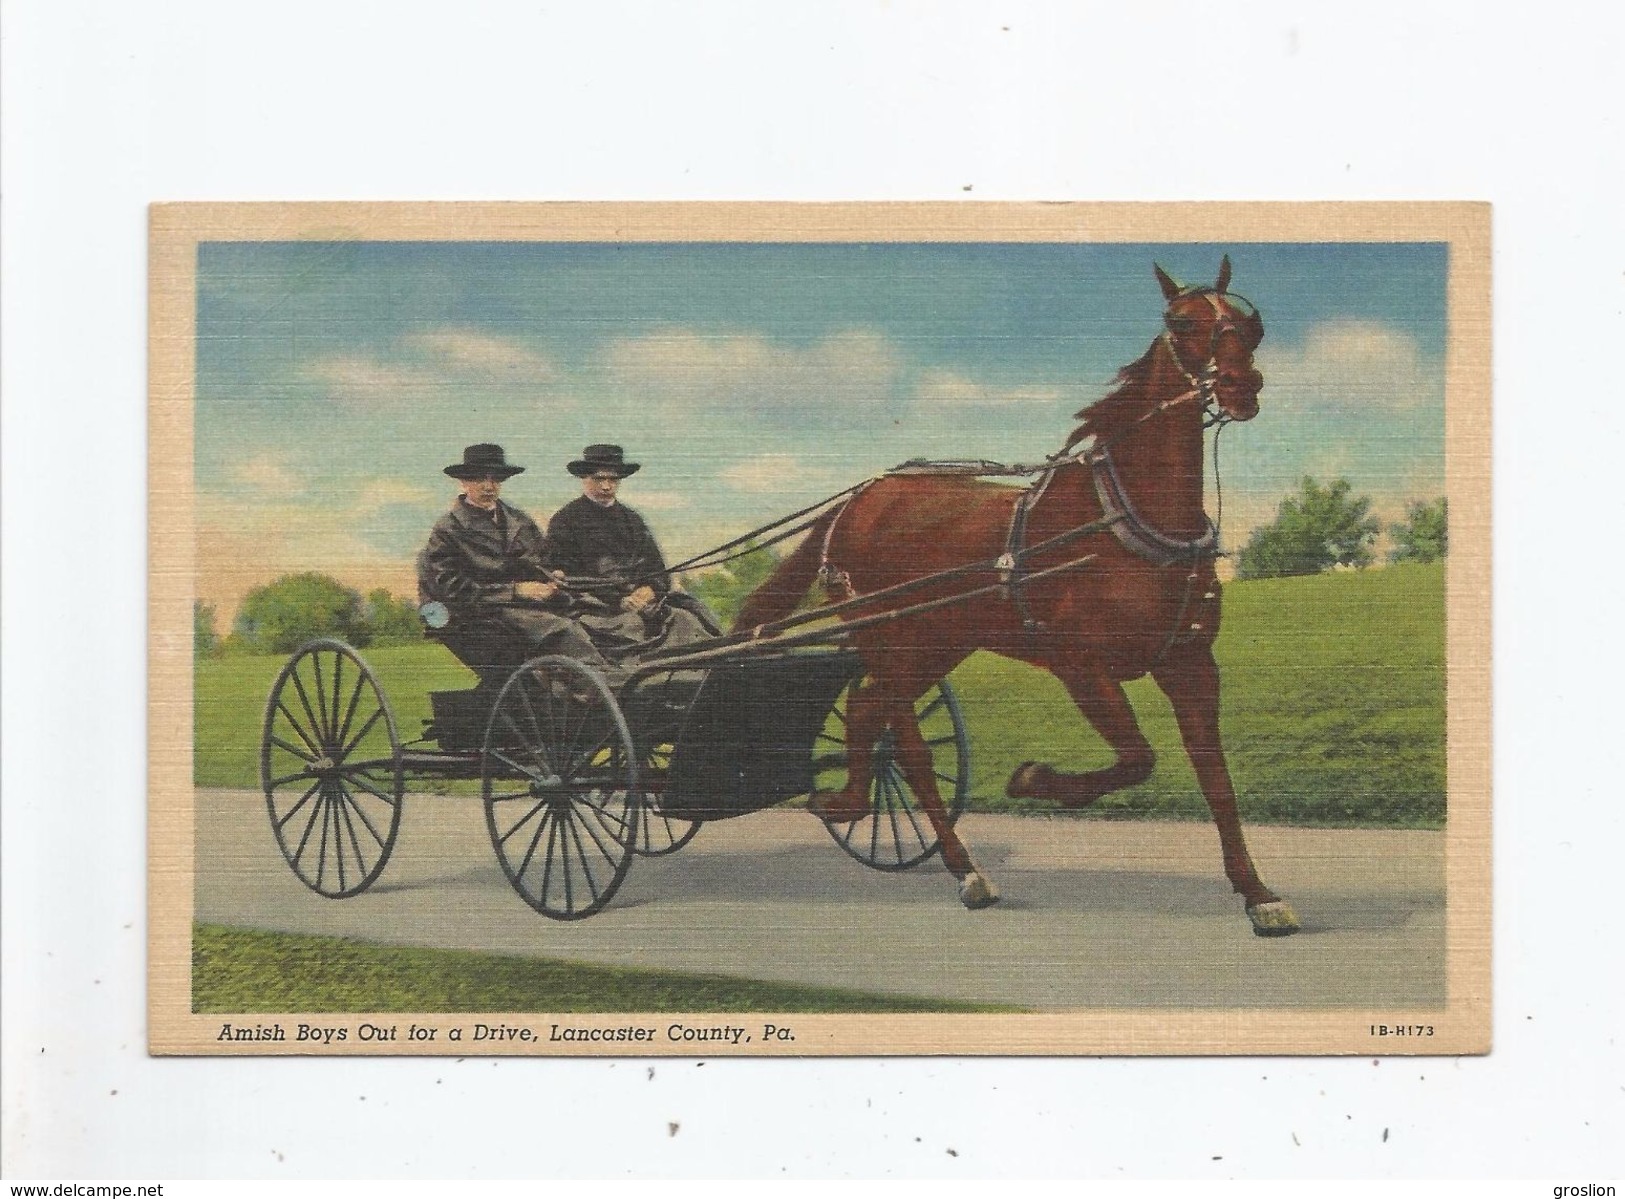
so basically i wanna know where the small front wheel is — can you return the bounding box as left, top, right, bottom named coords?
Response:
left=482, top=657, right=640, bottom=919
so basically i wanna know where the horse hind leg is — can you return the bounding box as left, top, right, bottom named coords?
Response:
left=884, top=691, right=999, bottom=909
left=1007, top=670, right=1155, bottom=809
left=806, top=676, right=886, bottom=824
left=812, top=660, right=997, bottom=910
left=1151, top=642, right=1299, bottom=936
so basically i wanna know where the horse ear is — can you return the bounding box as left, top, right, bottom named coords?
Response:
left=1154, top=264, right=1183, bottom=303
left=1216, top=254, right=1232, bottom=293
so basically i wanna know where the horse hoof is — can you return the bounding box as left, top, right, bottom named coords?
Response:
left=1247, top=900, right=1300, bottom=937
left=806, top=791, right=869, bottom=824
left=1006, top=761, right=1052, bottom=799
left=959, top=873, right=1001, bottom=910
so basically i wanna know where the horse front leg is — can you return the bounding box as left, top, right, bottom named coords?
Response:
left=1151, top=641, right=1300, bottom=936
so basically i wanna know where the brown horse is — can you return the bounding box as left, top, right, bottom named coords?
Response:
left=734, top=257, right=1299, bottom=935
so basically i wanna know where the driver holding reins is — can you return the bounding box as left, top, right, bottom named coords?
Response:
left=543, top=444, right=713, bottom=658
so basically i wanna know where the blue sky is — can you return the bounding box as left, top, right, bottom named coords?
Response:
left=195, top=240, right=1447, bottom=620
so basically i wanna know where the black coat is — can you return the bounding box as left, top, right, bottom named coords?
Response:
left=417, top=498, right=553, bottom=615
left=544, top=496, right=672, bottom=608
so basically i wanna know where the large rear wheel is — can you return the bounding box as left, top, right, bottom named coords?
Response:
left=482, top=657, right=640, bottom=919
left=259, top=639, right=404, bottom=897
left=816, top=679, right=971, bottom=871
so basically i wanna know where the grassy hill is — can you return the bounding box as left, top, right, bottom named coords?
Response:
left=195, top=562, right=1444, bottom=827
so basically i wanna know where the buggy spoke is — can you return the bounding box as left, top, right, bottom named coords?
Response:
left=585, top=801, right=634, bottom=838
left=330, top=654, right=347, bottom=744
left=498, top=798, right=549, bottom=848
left=276, top=701, right=322, bottom=756
left=917, top=693, right=947, bottom=722
left=311, top=654, right=332, bottom=740
left=517, top=807, right=555, bottom=881
left=570, top=799, right=618, bottom=862
left=490, top=746, right=545, bottom=782
left=292, top=784, right=327, bottom=862
left=339, top=770, right=400, bottom=809
left=269, top=768, right=313, bottom=788
left=562, top=812, right=604, bottom=901
left=499, top=709, right=553, bottom=776
left=339, top=707, right=384, bottom=759
left=333, top=779, right=387, bottom=849
left=891, top=769, right=931, bottom=848
left=567, top=731, right=618, bottom=780
left=559, top=814, right=574, bottom=911
left=275, top=782, right=322, bottom=832
left=536, top=812, right=560, bottom=902
left=514, top=678, right=547, bottom=750
left=288, top=670, right=326, bottom=745
left=334, top=672, right=368, bottom=750
left=314, top=784, right=334, bottom=889
left=271, top=736, right=317, bottom=764
left=331, top=790, right=356, bottom=892
left=881, top=768, right=908, bottom=855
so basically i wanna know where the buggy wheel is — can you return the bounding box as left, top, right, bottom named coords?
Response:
left=482, top=656, right=640, bottom=920
left=632, top=740, right=701, bottom=856
left=816, top=679, right=970, bottom=872
left=259, top=639, right=404, bottom=898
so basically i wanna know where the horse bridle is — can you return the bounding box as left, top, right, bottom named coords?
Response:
left=1161, top=288, right=1264, bottom=429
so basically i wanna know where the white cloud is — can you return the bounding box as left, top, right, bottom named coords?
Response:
left=719, top=453, right=810, bottom=493
left=231, top=452, right=303, bottom=496
left=304, top=328, right=565, bottom=410
left=304, top=355, right=431, bottom=407
left=601, top=327, right=903, bottom=411
left=406, top=329, right=556, bottom=379
left=912, top=369, right=1064, bottom=407
left=355, top=479, right=437, bottom=511
left=1257, top=320, right=1441, bottom=415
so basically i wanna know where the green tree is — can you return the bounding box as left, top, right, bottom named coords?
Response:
left=1389, top=497, right=1447, bottom=564
left=1236, top=476, right=1381, bottom=580
left=233, top=573, right=371, bottom=654
left=194, top=600, right=220, bottom=659
left=683, top=542, right=782, bottom=628
left=363, top=588, right=424, bottom=643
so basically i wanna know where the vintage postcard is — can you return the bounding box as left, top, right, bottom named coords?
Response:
left=149, top=202, right=1489, bottom=1056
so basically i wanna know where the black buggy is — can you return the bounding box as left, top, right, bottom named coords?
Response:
left=258, top=592, right=970, bottom=920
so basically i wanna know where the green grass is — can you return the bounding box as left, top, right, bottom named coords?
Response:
left=198, top=563, right=1445, bottom=827
left=193, top=924, right=1016, bottom=1013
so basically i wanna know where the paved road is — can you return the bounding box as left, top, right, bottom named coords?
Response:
left=197, top=789, right=1445, bottom=1010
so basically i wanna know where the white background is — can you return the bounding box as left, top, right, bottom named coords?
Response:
left=3, top=0, right=1622, bottom=1182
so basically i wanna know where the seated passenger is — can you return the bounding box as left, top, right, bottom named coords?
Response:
left=544, top=444, right=715, bottom=659
left=416, top=443, right=613, bottom=676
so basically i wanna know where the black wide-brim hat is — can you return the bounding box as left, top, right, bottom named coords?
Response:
left=567, top=444, right=641, bottom=478
left=445, top=443, right=525, bottom=480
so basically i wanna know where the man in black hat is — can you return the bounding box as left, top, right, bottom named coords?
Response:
left=417, top=443, right=611, bottom=670
left=544, top=444, right=712, bottom=656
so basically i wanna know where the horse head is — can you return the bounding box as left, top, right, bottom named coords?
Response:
left=1153, top=255, right=1264, bottom=422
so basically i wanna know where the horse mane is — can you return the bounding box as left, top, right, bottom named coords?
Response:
left=1064, top=340, right=1162, bottom=450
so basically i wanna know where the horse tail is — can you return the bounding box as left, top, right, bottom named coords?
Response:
left=730, top=506, right=842, bottom=632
